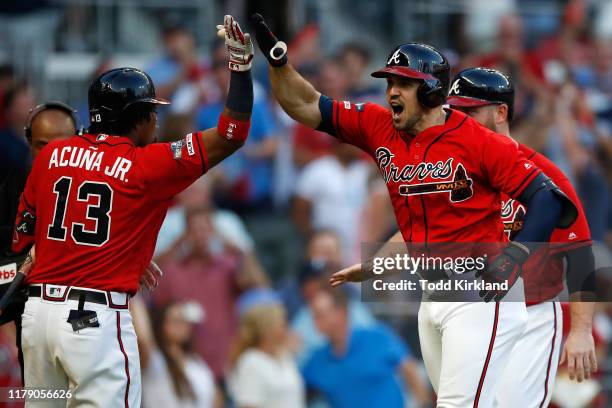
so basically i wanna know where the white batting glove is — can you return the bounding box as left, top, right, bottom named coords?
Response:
left=216, top=15, right=253, bottom=72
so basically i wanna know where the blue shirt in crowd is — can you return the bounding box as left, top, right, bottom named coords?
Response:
left=196, top=99, right=276, bottom=205
left=301, top=324, right=409, bottom=408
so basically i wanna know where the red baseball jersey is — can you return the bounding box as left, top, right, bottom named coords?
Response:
left=502, top=143, right=591, bottom=303
left=12, top=132, right=208, bottom=294
left=328, top=102, right=541, bottom=244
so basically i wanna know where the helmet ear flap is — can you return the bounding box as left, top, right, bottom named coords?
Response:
left=417, top=79, right=446, bottom=109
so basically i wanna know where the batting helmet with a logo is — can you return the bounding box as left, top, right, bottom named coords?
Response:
left=371, top=43, right=450, bottom=108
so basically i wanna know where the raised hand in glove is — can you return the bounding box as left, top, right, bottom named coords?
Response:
left=476, top=241, right=530, bottom=302
left=251, top=13, right=288, bottom=66
left=216, top=15, right=253, bottom=72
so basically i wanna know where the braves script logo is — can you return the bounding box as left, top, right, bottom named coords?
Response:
left=375, top=147, right=474, bottom=202
left=376, top=147, right=452, bottom=182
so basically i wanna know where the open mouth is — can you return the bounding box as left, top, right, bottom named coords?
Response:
left=390, top=102, right=404, bottom=119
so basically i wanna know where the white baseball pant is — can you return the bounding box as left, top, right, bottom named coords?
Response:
left=20, top=285, right=140, bottom=407
left=419, top=301, right=527, bottom=407
left=495, top=301, right=562, bottom=408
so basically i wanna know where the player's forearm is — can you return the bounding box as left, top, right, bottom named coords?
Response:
left=204, top=16, right=254, bottom=168
left=223, top=70, right=253, bottom=123
left=205, top=71, right=253, bottom=168
left=568, top=301, right=595, bottom=333
left=269, top=64, right=322, bottom=128
left=252, top=13, right=323, bottom=129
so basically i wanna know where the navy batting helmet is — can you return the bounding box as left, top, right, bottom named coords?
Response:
left=447, top=67, right=515, bottom=120
left=88, top=68, right=169, bottom=125
left=371, top=43, right=450, bottom=108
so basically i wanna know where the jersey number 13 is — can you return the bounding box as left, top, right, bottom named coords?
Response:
left=47, top=176, right=113, bottom=246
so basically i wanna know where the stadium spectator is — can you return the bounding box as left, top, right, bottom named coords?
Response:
left=278, top=229, right=343, bottom=319
left=339, top=43, right=379, bottom=101
left=469, top=14, right=548, bottom=121
left=284, top=24, right=321, bottom=70
left=0, top=326, right=21, bottom=394
left=0, top=64, right=15, bottom=128
left=146, top=23, right=210, bottom=114
left=293, top=140, right=372, bottom=264
left=543, top=81, right=610, bottom=241
left=290, top=56, right=366, bottom=168
left=290, top=64, right=337, bottom=168
left=0, top=84, right=35, bottom=256
left=133, top=298, right=220, bottom=408
left=229, top=303, right=305, bottom=408
left=302, top=289, right=431, bottom=408
left=154, top=177, right=259, bottom=263
left=290, top=230, right=375, bottom=364
left=0, top=83, right=36, bottom=171
left=360, top=172, right=397, bottom=243
left=152, top=207, right=268, bottom=380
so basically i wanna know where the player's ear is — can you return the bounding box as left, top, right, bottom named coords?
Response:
left=495, top=103, right=509, bottom=124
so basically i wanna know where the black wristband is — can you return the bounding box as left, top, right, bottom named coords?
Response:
left=226, top=70, right=253, bottom=114
left=566, top=245, right=596, bottom=294
left=251, top=13, right=288, bottom=67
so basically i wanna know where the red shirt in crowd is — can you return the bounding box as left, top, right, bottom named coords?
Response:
left=153, top=254, right=242, bottom=380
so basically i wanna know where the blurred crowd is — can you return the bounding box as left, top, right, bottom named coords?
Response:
left=1, top=0, right=612, bottom=407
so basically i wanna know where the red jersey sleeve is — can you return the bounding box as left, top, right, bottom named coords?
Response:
left=331, top=100, right=390, bottom=152
left=480, top=131, right=541, bottom=199
left=138, top=132, right=208, bottom=201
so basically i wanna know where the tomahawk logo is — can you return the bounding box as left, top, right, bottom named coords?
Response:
left=398, top=163, right=474, bottom=203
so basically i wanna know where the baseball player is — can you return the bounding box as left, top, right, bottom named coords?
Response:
left=446, top=67, right=596, bottom=407
left=0, top=101, right=80, bottom=382
left=10, top=16, right=253, bottom=407
left=249, top=14, right=577, bottom=406
left=0, top=102, right=163, bottom=383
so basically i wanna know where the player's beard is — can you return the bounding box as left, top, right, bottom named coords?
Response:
left=399, top=109, right=424, bottom=134
left=482, top=111, right=497, bottom=133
